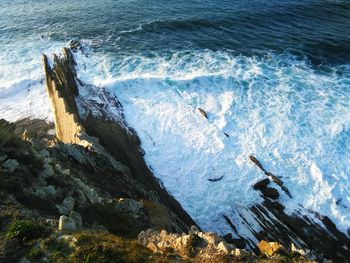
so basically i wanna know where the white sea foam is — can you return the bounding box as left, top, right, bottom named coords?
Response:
left=75, top=49, right=350, bottom=235
left=0, top=38, right=65, bottom=121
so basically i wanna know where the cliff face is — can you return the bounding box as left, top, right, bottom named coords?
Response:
left=42, top=49, right=83, bottom=146
left=41, top=47, right=196, bottom=232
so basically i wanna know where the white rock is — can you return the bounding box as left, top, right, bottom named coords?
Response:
left=58, top=197, right=75, bottom=215
left=58, top=215, right=76, bottom=231
left=232, top=248, right=250, bottom=259
left=2, top=159, right=19, bottom=173
left=217, top=241, right=233, bottom=254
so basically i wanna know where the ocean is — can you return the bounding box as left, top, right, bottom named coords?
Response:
left=1, top=0, right=350, bottom=237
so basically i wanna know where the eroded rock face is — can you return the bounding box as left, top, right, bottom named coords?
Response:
left=42, top=49, right=84, bottom=146
left=41, top=47, right=197, bottom=234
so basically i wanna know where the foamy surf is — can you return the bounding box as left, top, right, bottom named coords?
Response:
left=74, top=49, right=350, bottom=236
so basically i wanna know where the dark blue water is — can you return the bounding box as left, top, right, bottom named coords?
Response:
left=1, top=0, right=350, bottom=65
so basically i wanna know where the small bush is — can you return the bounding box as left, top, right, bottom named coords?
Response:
left=27, top=246, right=44, bottom=261
left=6, top=220, right=45, bottom=241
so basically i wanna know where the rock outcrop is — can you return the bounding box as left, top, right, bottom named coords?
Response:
left=221, top=156, right=350, bottom=262
left=41, top=47, right=197, bottom=233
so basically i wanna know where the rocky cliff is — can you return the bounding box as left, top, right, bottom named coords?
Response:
left=0, top=45, right=349, bottom=263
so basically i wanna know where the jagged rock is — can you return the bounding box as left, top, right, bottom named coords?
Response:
left=217, top=241, right=234, bottom=254
left=58, top=215, right=76, bottom=231
left=69, top=40, right=82, bottom=52
left=41, top=47, right=199, bottom=235
left=2, top=159, right=19, bottom=173
left=253, top=178, right=270, bottom=191
left=249, top=155, right=292, bottom=198
left=258, top=240, right=282, bottom=256
left=189, top=225, right=199, bottom=235
left=58, top=197, right=75, bottom=215
left=70, top=211, right=82, bottom=231
left=198, top=232, right=223, bottom=246
left=291, top=243, right=306, bottom=256
left=261, top=187, right=279, bottom=199
left=139, top=228, right=252, bottom=260
left=147, top=241, right=161, bottom=254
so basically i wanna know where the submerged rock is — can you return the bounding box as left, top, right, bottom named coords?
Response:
left=261, top=187, right=279, bottom=200
left=197, top=108, right=208, bottom=119
left=253, top=178, right=270, bottom=191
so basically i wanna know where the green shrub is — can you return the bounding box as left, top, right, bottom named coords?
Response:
left=27, top=246, right=44, bottom=261
left=6, top=220, right=45, bottom=241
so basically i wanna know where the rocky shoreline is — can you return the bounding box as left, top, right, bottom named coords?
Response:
left=0, top=45, right=349, bottom=262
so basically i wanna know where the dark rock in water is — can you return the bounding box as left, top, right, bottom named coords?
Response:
left=253, top=178, right=270, bottom=191
left=281, top=185, right=292, bottom=198
left=208, top=175, right=224, bottom=182
left=69, top=40, right=82, bottom=52
left=197, top=108, right=208, bottom=119
left=223, top=215, right=238, bottom=234
left=249, top=156, right=292, bottom=198
left=245, top=197, right=350, bottom=262
left=232, top=238, right=246, bottom=249
left=249, top=155, right=266, bottom=173
left=266, top=172, right=283, bottom=187
left=223, top=233, right=233, bottom=243
left=269, top=201, right=285, bottom=211
left=222, top=233, right=246, bottom=249
left=261, top=187, right=279, bottom=200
